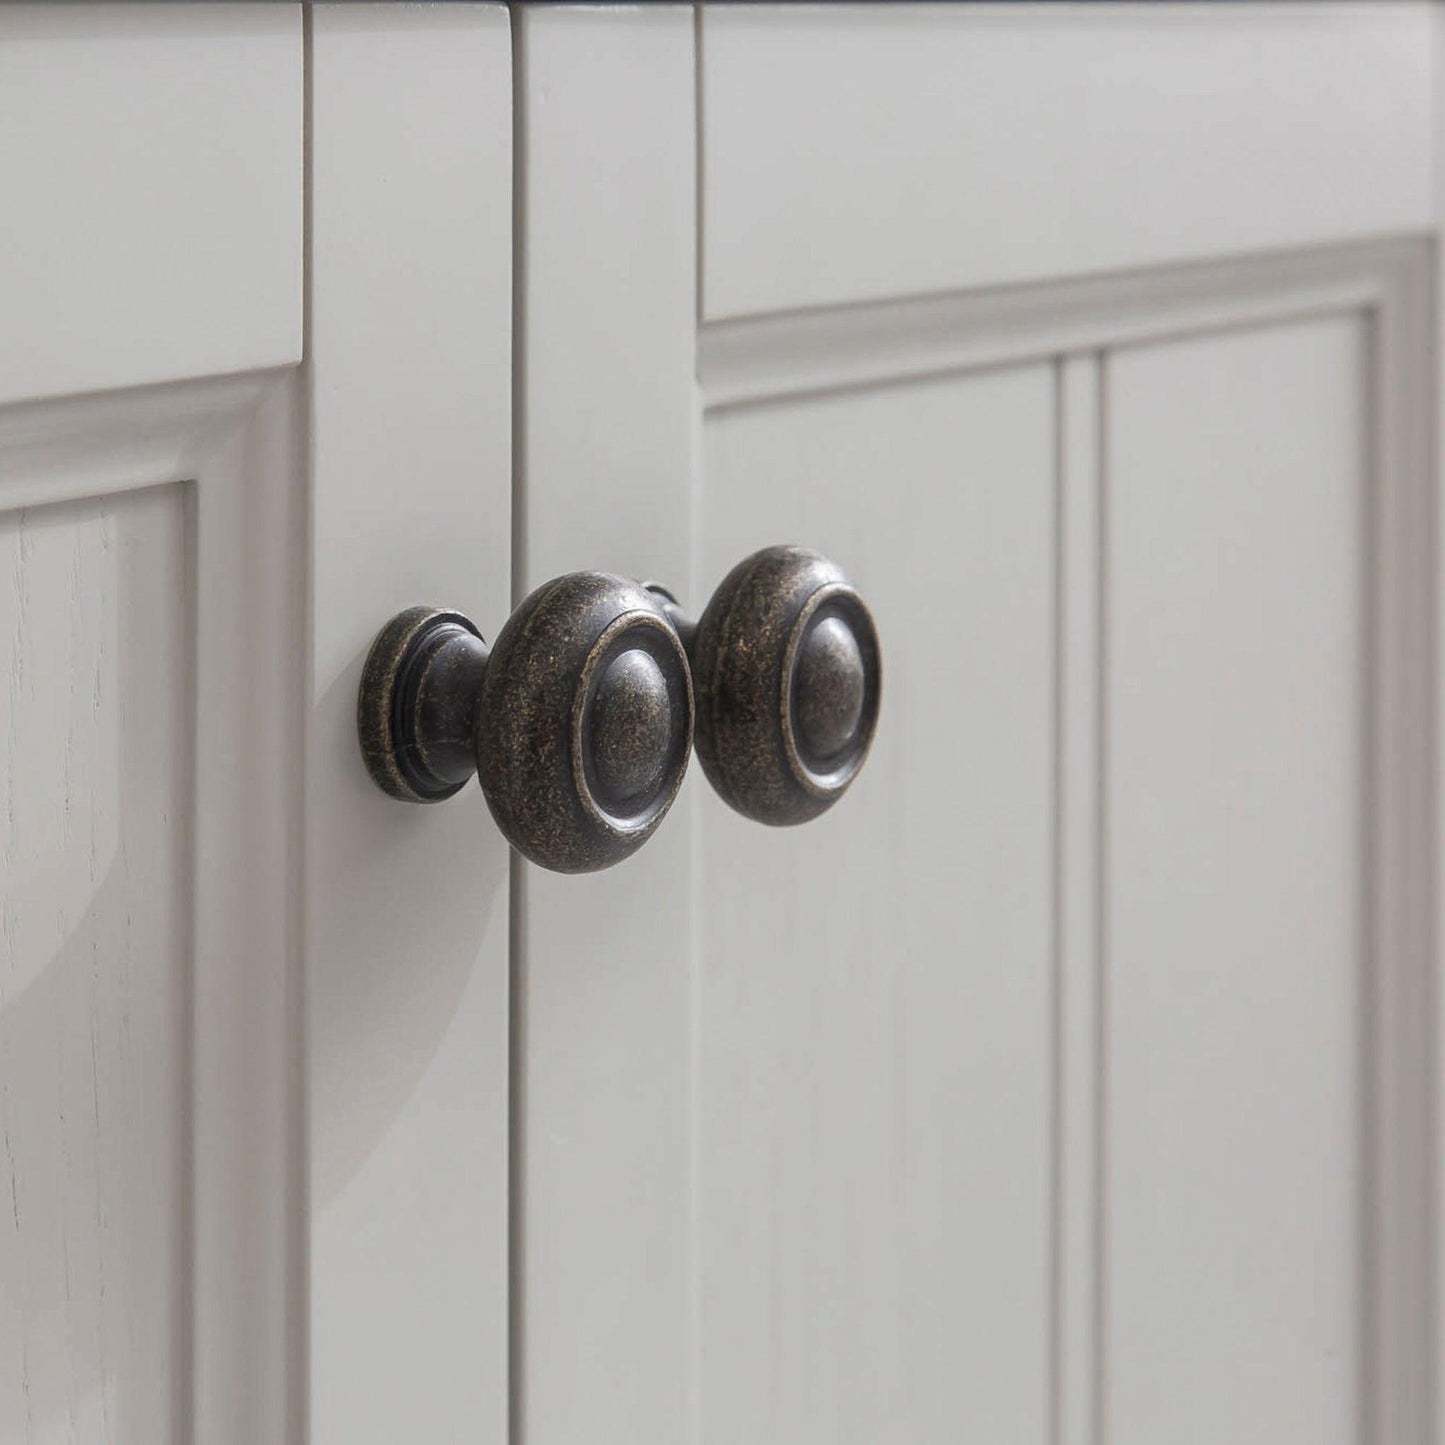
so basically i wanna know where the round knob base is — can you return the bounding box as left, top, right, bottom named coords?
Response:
left=358, top=605, right=488, bottom=804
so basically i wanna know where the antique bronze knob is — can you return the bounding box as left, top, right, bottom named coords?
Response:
left=358, top=574, right=693, bottom=873
left=648, top=546, right=880, bottom=826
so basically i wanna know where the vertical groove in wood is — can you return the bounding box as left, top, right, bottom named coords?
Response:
left=175, top=482, right=197, bottom=1445
left=1434, top=28, right=1445, bottom=1438
left=509, top=0, right=528, bottom=618
left=292, top=17, right=313, bottom=1445
left=1049, top=361, right=1062, bottom=1445
left=689, top=16, right=706, bottom=1430
left=1360, top=302, right=1381, bottom=1445
left=508, top=11, right=527, bottom=1445
left=692, top=4, right=704, bottom=327
left=1094, top=355, right=1111, bottom=1445
left=687, top=20, right=706, bottom=1432
left=1054, top=354, right=1103, bottom=1445
left=507, top=858, right=527, bottom=1445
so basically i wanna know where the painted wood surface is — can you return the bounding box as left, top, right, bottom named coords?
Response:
left=0, top=374, right=305, bottom=1445
left=1055, top=354, right=1103, bottom=1445
left=513, top=9, right=698, bottom=1442
left=698, top=367, right=1057, bottom=1442
left=518, top=10, right=1436, bottom=1445
left=0, top=488, right=191, bottom=1443
left=0, top=4, right=303, bottom=405
left=306, top=7, right=512, bottom=1443
left=0, top=8, right=508, bottom=1438
left=1105, top=320, right=1365, bottom=1444
left=700, top=3, right=1434, bottom=319
left=0, top=8, right=1437, bottom=1444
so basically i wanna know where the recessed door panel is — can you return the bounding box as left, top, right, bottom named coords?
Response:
left=697, top=366, right=1056, bottom=1442
left=1105, top=318, right=1365, bottom=1444
left=0, top=487, right=191, bottom=1443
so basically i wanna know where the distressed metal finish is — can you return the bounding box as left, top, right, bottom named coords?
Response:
left=477, top=573, right=693, bottom=873
left=357, top=605, right=485, bottom=804
left=649, top=545, right=881, bottom=826
left=357, top=575, right=693, bottom=873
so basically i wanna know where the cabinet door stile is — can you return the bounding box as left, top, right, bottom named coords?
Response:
left=306, top=7, right=512, bottom=1442
left=512, top=9, right=699, bottom=1443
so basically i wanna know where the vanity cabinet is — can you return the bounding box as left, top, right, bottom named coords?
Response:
left=0, top=5, right=1438, bottom=1443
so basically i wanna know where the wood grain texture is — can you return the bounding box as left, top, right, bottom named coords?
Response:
left=306, top=7, right=511, bottom=1442
left=0, top=4, right=302, bottom=405
left=0, top=487, right=191, bottom=1444
left=700, top=2, right=1433, bottom=319
left=1104, top=319, right=1366, bottom=1445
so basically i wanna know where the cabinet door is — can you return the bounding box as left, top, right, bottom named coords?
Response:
left=514, top=8, right=1437, bottom=1445
left=0, top=6, right=512, bottom=1443
left=0, top=9, right=303, bottom=1440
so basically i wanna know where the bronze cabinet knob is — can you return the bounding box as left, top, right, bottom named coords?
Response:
left=649, top=546, right=881, bottom=826
left=357, top=574, right=693, bottom=873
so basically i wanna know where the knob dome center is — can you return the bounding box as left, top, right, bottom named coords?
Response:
left=794, top=614, right=866, bottom=763
left=588, top=647, right=674, bottom=807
